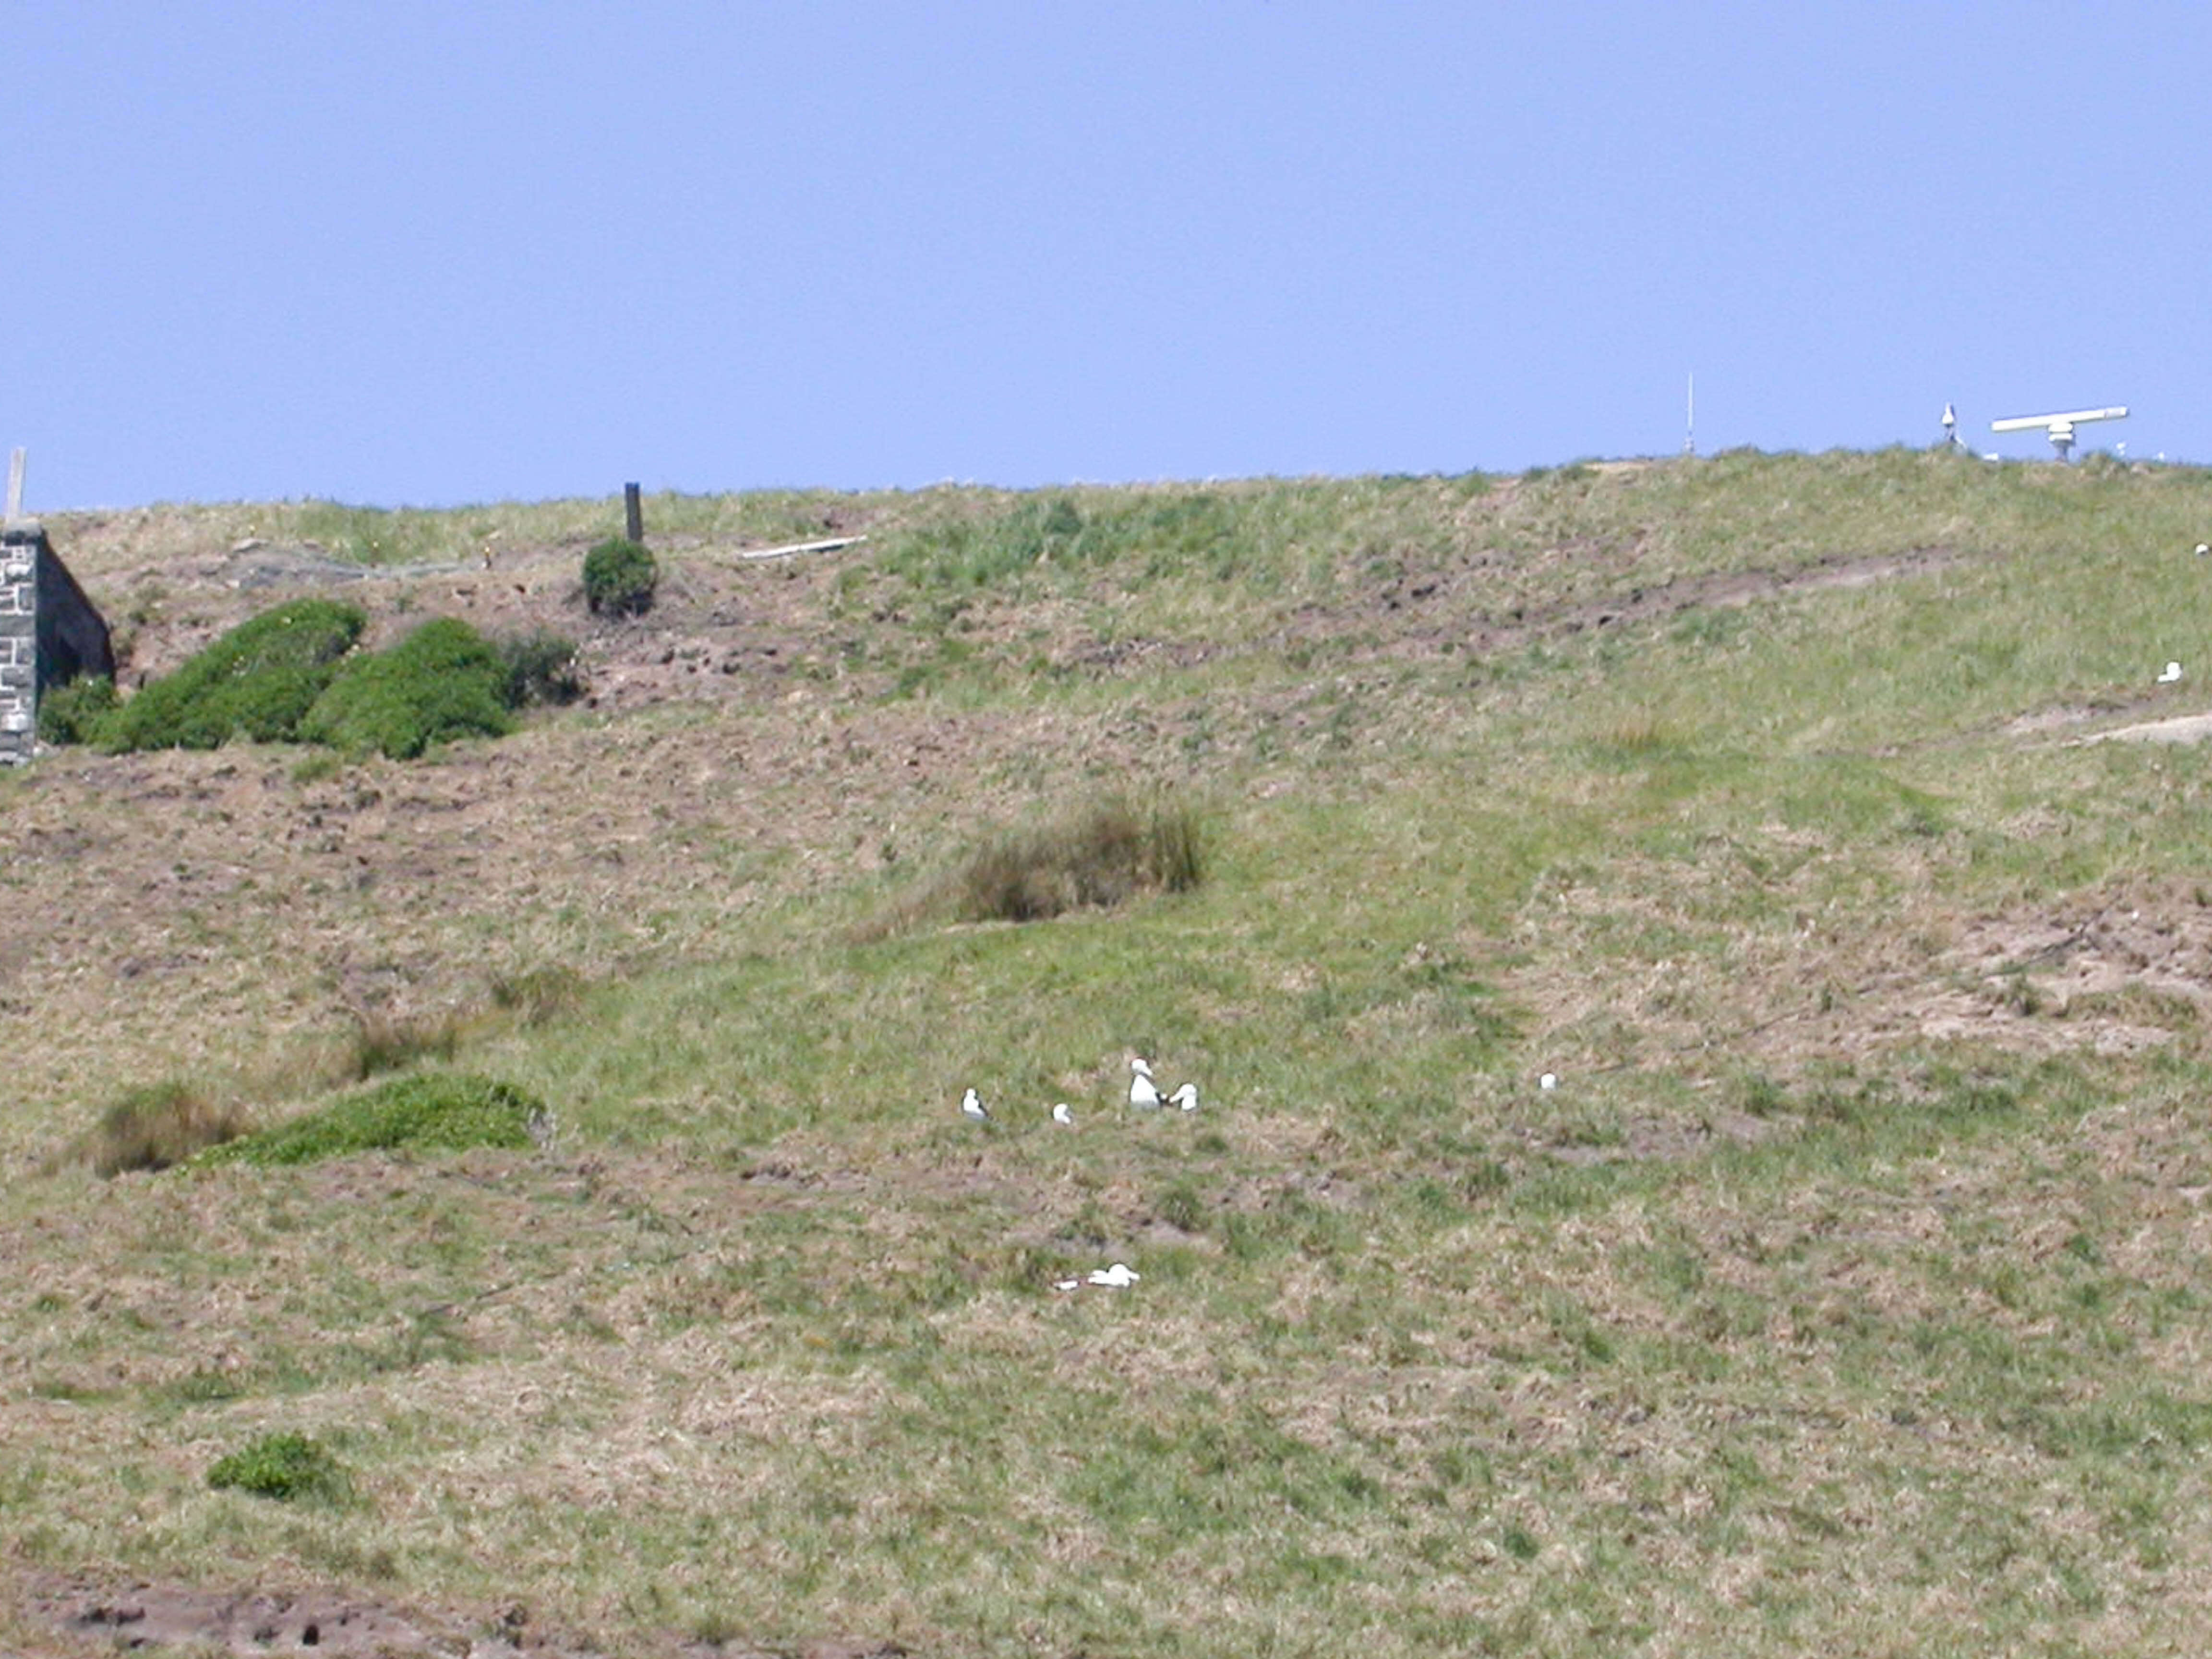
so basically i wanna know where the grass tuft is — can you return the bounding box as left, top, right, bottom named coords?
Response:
left=895, top=795, right=1207, bottom=929
left=74, top=1081, right=248, bottom=1176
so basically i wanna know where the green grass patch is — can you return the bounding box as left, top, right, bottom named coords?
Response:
left=206, top=1431, right=352, bottom=1503
left=197, top=1072, right=549, bottom=1167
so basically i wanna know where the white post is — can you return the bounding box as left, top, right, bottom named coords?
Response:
left=5, top=448, right=23, bottom=520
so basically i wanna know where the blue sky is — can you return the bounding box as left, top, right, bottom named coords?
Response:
left=13, top=3, right=2211, bottom=509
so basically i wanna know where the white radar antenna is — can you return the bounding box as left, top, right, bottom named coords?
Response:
left=1990, top=405, right=2128, bottom=462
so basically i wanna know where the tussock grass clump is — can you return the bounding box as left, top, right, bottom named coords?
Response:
left=77, top=1081, right=247, bottom=1176
left=301, top=617, right=513, bottom=759
left=206, top=1431, right=350, bottom=1504
left=911, top=795, right=1206, bottom=928
left=488, top=963, right=589, bottom=1026
left=339, top=1005, right=466, bottom=1081
left=101, top=598, right=365, bottom=752
left=197, top=1071, right=549, bottom=1167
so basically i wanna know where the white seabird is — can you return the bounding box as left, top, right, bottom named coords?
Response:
left=1051, top=1102, right=1074, bottom=1126
left=1087, top=1262, right=1140, bottom=1288
left=2160, top=661, right=2184, bottom=685
left=1129, top=1058, right=1161, bottom=1111
left=1539, top=1072, right=1558, bottom=1091
left=1168, top=1082, right=1199, bottom=1112
left=961, top=1087, right=989, bottom=1121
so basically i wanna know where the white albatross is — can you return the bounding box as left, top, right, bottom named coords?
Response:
left=1168, top=1082, right=1199, bottom=1112
left=1129, top=1058, right=1161, bottom=1111
left=961, top=1087, right=989, bottom=1122
left=1051, top=1102, right=1074, bottom=1126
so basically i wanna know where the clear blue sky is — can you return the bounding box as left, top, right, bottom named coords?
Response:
left=14, top=3, right=2211, bottom=509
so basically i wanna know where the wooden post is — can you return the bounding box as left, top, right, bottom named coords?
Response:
left=624, top=482, right=643, bottom=545
left=5, top=449, right=23, bottom=520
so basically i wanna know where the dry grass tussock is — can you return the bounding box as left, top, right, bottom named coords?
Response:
left=62, top=1082, right=249, bottom=1177
left=862, top=793, right=1205, bottom=938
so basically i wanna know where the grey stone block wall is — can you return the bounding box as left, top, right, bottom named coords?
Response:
left=0, top=520, right=114, bottom=765
left=0, top=526, right=35, bottom=764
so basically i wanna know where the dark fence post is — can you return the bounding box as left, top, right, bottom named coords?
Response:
left=624, top=483, right=644, bottom=545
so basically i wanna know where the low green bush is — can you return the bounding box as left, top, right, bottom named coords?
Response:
left=102, top=599, right=365, bottom=752
left=301, top=618, right=513, bottom=758
left=494, top=626, right=585, bottom=707
left=197, top=1071, right=549, bottom=1167
left=207, top=1432, right=349, bottom=1503
left=35, top=675, right=119, bottom=746
left=582, top=537, right=658, bottom=617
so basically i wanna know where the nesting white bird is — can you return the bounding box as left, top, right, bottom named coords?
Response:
left=1051, top=1101, right=1074, bottom=1126
left=1539, top=1072, right=1559, bottom=1091
left=2160, top=661, right=2184, bottom=685
left=961, top=1087, right=989, bottom=1122
left=2196, top=543, right=2208, bottom=557
left=1168, top=1082, right=1199, bottom=1112
left=1087, top=1262, right=1141, bottom=1288
left=1129, top=1058, right=1161, bottom=1111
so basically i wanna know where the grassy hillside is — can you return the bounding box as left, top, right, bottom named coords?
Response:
left=7, top=448, right=2212, bottom=1655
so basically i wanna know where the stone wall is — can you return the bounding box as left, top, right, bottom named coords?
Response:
left=0, top=520, right=114, bottom=765
left=0, top=523, right=36, bottom=763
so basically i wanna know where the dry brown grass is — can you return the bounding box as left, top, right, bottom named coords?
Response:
left=68, top=1082, right=248, bottom=1177
left=858, top=793, right=1206, bottom=938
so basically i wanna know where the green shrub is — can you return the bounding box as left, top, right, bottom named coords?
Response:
left=82, top=1080, right=247, bottom=1176
left=300, top=617, right=513, bottom=758
left=207, top=1432, right=349, bottom=1503
left=582, top=538, right=657, bottom=617
left=493, top=627, right=584, bottom=707
left=36, top=675, right=119, bottom=746
left=102, top=599, right=365, bottom=752
left=197, top=1071, right=549, bottom=1167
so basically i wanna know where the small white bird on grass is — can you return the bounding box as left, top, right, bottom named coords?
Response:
left=1168, top=1082, right=1199, bottom=1112
left=1129, top=1058, right=1161, bottom=1111
left=1051, top=1102, right=1074, bottom=1126
left=1539, top=1072, right=1559, bottom=1091
left=961, top=1087, right=989, bottom=1122
left=2159, top=661, right=2184, bottom=685
left=1087, top=1262, right=1140, bottom=1288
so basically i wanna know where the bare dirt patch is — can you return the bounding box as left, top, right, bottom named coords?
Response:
left=21, top=1571, right=902, bottom=1659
